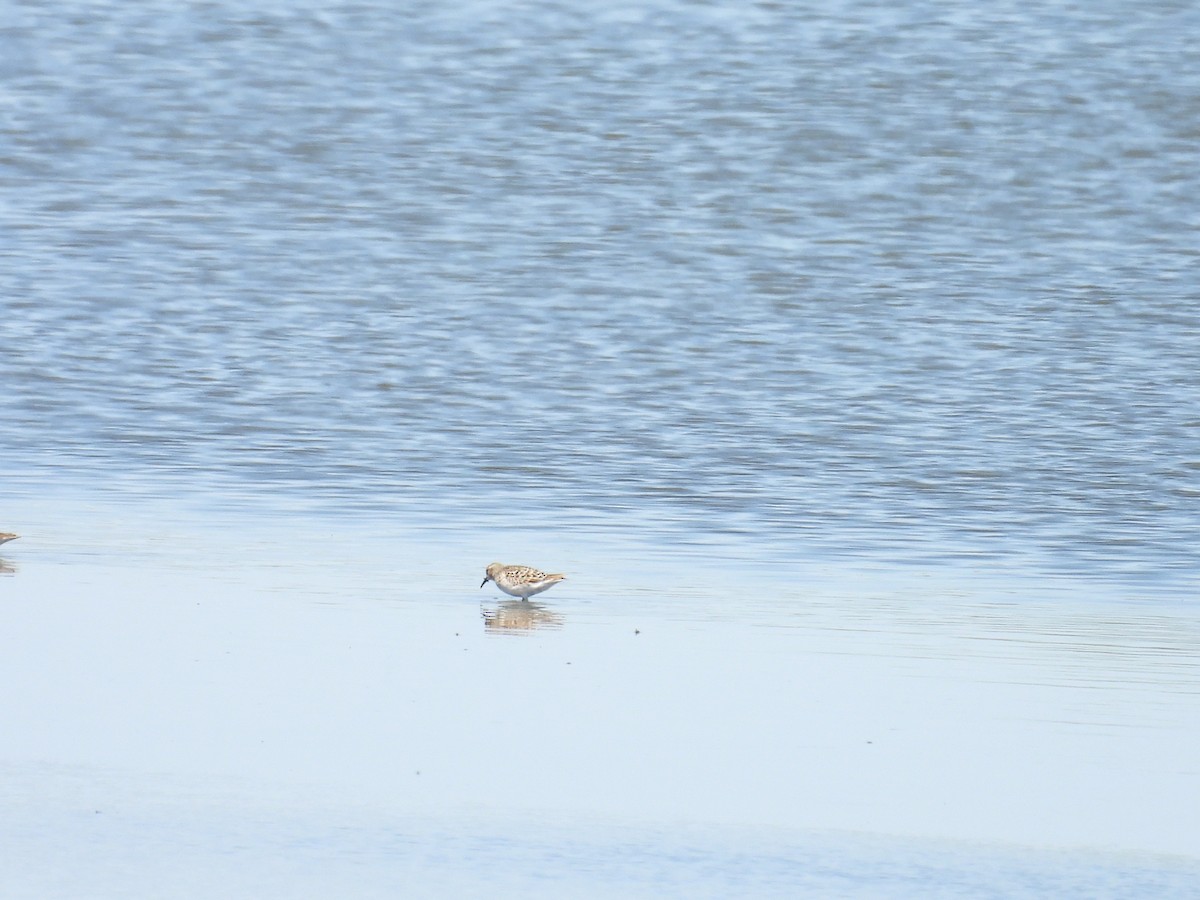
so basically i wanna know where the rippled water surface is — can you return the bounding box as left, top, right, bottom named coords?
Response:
left=4, top=0, right=1199, bottom=585
left=2, top=1, right=1199, bottom=895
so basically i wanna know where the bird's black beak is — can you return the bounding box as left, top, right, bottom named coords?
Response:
left=480, top=577, right=489, bottom=588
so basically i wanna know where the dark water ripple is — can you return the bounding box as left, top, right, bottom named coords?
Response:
left=2, top=1, right=1198, bottom=582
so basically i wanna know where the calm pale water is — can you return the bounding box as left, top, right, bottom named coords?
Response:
left=2, top=1, right=1199, bottom=895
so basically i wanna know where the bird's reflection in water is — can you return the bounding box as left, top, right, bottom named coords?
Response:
left=481, top=600, right=564, bottom=634
left=0, top=534, right=18, bottom=574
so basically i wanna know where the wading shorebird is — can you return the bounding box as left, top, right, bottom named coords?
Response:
left=481, top=562, right=566, bottom=601
left=0, top=534, right=18, bottom=547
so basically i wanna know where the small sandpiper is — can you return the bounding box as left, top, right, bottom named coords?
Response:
left=481, top=562, right=566, bottom=601
left=0, top=533, right=18, bottom=547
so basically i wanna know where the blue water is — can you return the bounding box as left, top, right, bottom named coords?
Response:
left=2, top=5, right=1200, bottom=894
left=3, top=1, right=1198, bottom=588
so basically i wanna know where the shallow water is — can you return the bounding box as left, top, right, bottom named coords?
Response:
left=2, top=504, right=1198, bottom=896
left=2, top=0, right=1199, bottom=894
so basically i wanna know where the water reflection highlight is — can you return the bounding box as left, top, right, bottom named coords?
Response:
left=482, top=600, right=564, bottom=634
